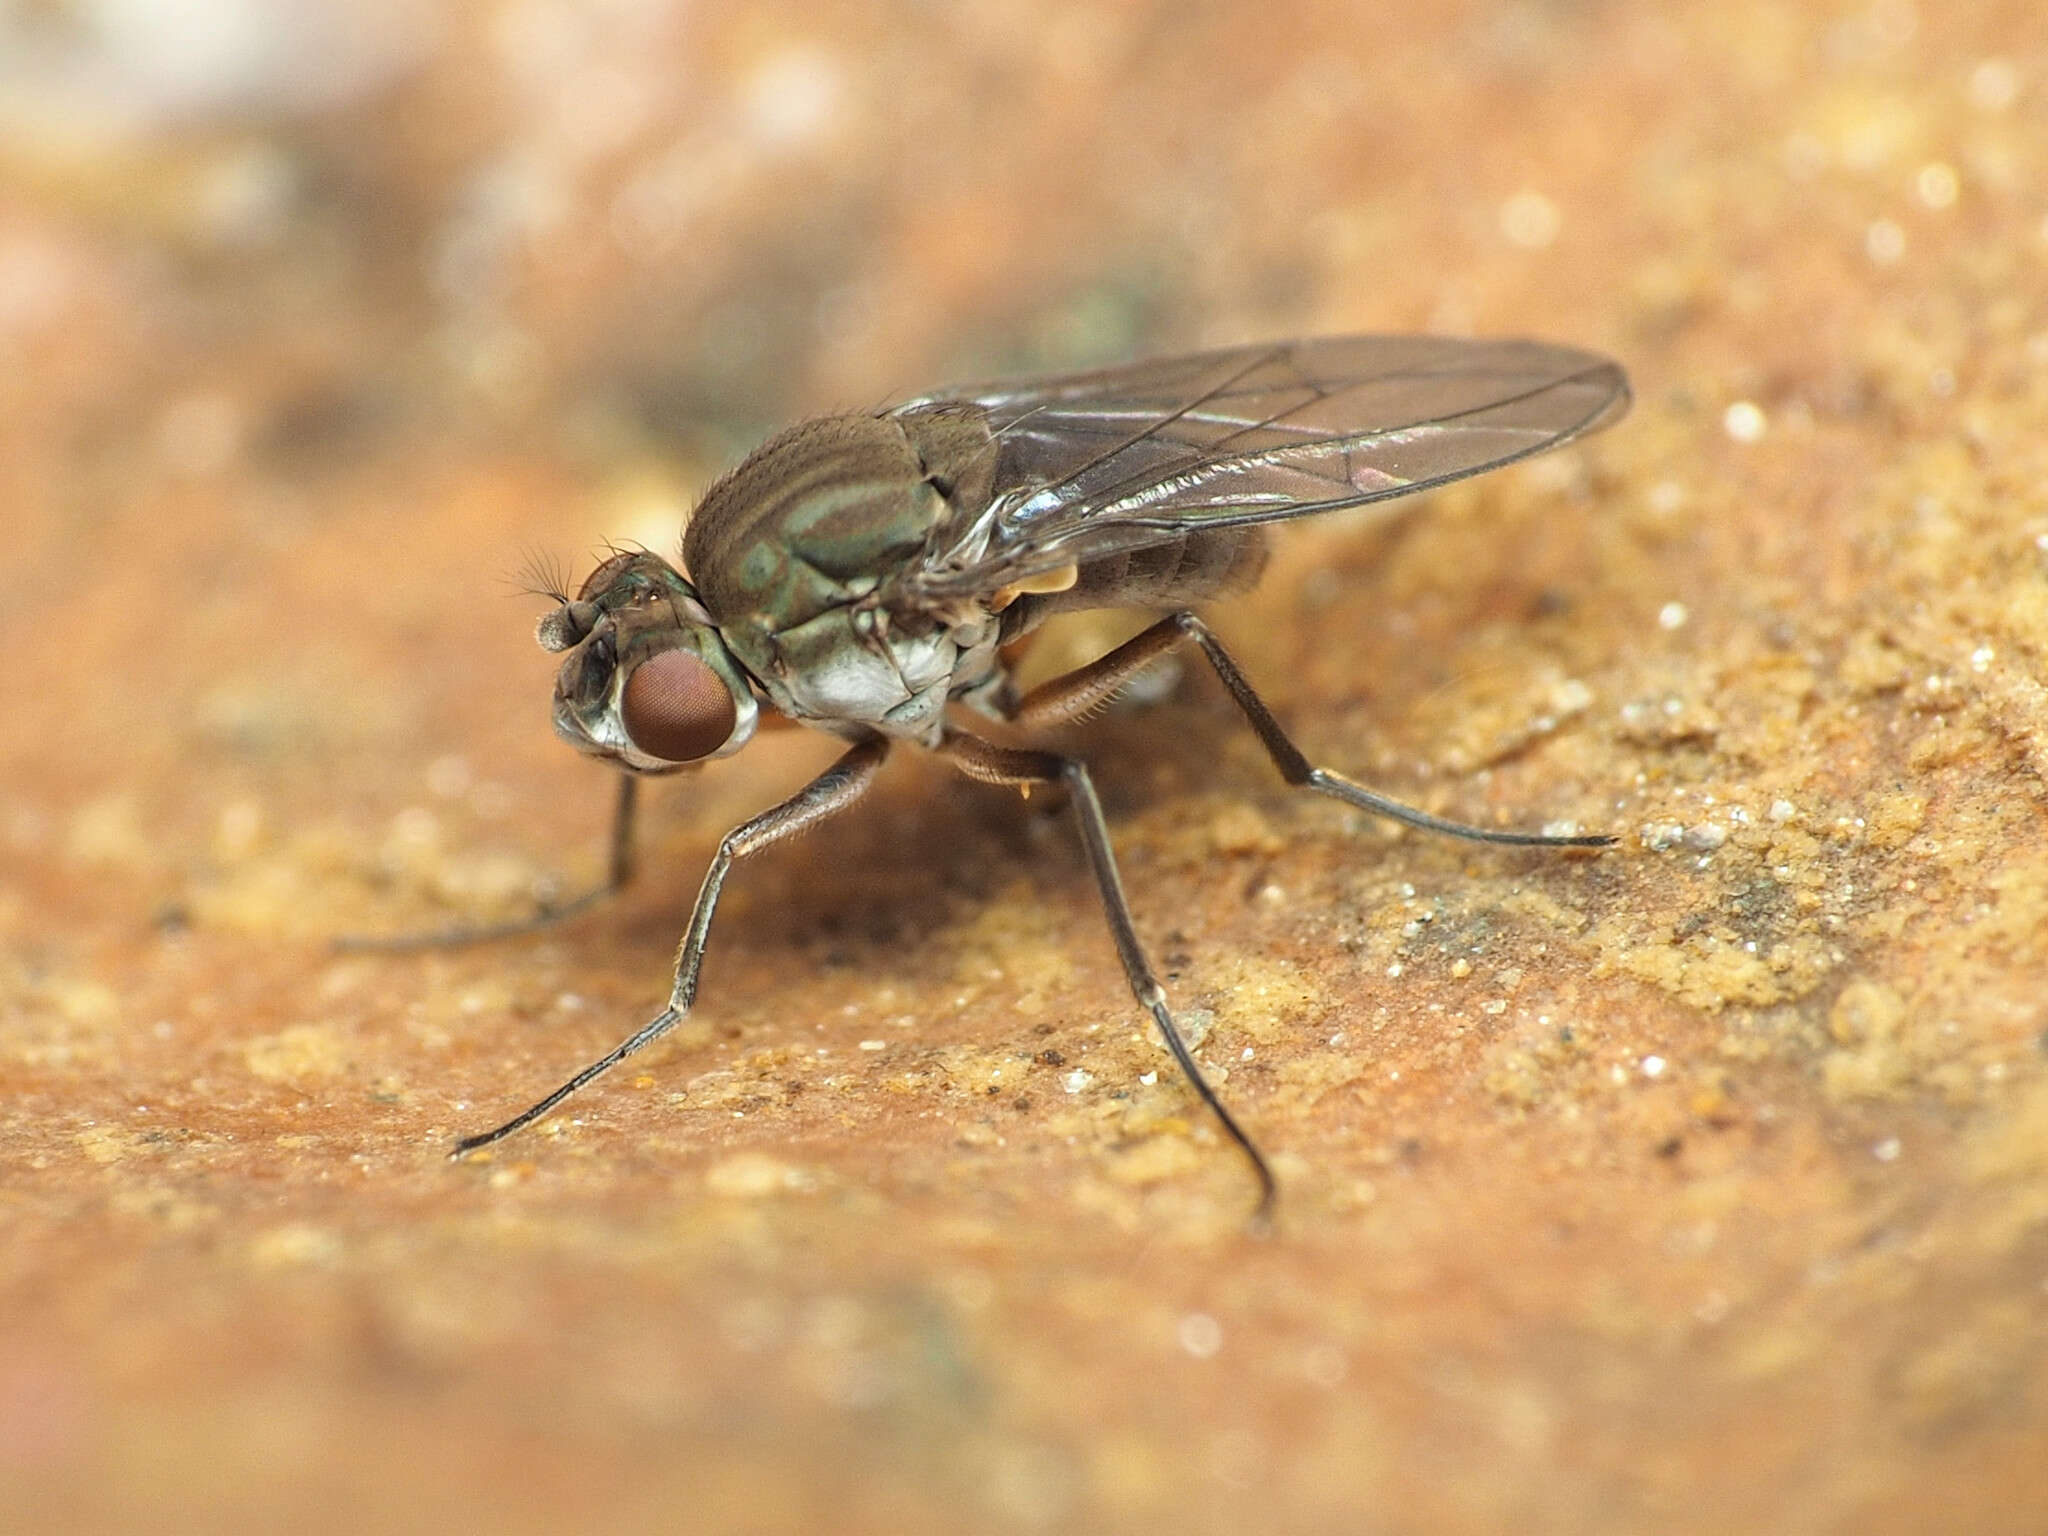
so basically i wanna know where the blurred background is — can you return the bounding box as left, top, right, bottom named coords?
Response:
left=4, top=2, right=2047, bottom=1533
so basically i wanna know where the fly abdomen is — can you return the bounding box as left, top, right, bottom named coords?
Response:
left=1010, top=526, right=1270, bottom=628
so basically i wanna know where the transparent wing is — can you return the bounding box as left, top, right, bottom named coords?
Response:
left=892, top=335, right=1629, bottom=600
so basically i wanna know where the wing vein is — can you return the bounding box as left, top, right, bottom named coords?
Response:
left=1000, top=343, right=1293, bottom=508
left=1066, top=360, right=1615, bottom=519
left=889, top=336, right=1630, bottom=604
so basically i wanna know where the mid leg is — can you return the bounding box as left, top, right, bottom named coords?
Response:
left=1007, top=612, right=1612, bottom=849
left=939, top=730, right=1277, bottom=1222
left=451, top=739, right=888, bottom=1156
left=337, top=773, right=643, bottom=953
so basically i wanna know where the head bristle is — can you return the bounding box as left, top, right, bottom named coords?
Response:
left=512, top=547, right=573, bottom=605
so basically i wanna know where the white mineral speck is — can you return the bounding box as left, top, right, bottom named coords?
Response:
left=1648, top=479, right=1686, bottom=515
left=1499, top=190, right=1561, bottom=249
left=1968, top=58, right=2019, bottom=111
left=1865, top=218, right=1906, bottom=264
left=1551, top=678, right=1593, bottom=715
left=1915, top=162, right=1958, bottom=209
left=1177, top=1313, right=1224, bottom=1358
left=1723, top=400, right=1766, bottom=442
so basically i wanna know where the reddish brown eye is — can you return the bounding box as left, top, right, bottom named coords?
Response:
left=620, top=649, right=737, bottom=762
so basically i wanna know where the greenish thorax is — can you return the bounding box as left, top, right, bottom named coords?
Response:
left=680, top=409, right=1005, bottom=742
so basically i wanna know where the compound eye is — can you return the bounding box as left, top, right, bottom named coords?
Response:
left=620, top=649, right=737, bottom=762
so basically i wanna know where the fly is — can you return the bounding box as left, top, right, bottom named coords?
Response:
left=364, top=335, right=1631, bottom=1222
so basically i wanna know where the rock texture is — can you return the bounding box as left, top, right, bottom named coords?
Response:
left=3, top=3, right=2045, bottom=1531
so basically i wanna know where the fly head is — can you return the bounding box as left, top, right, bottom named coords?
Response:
left=538, top=551, right=759, bottom=773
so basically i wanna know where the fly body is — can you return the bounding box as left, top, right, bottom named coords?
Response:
left=415, top=335, right=1631, bottom=1221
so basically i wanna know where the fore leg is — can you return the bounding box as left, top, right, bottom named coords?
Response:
left=938, top=730, right=1277, bottom=1223
left=451, top=738, right=888, bottom=1156
left=337, top=773, right=643, bottom=953
left=1008, top=611, right=1612, bottom=848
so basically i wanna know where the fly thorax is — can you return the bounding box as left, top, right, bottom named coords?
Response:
left=720, top=599, right=992, bottom=741
left=683, top=410, right=1001, bottom=740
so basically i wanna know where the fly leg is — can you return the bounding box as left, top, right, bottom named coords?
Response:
left=1008, top=611, right=1613, bottom=849
left=938, top=729, right=1278, bottom=1224
left=336, top=774, right=642, bottom=952
left=451, top=739, right=888, bottom=1156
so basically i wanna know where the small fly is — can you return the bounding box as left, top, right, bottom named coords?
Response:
left=365, top=335, right=1630, bottom=1221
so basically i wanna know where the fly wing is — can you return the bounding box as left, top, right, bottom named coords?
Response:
left=891, top=335, right=1629, bottom=601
